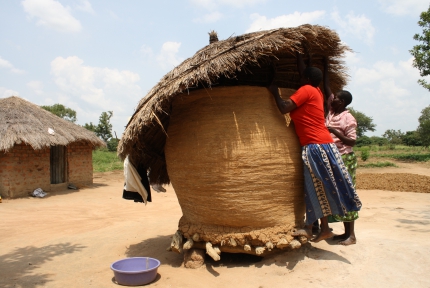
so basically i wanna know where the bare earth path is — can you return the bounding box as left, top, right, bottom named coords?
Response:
left=1, top=165, right=430, bottom=288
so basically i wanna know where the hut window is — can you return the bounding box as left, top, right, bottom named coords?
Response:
left=50, top=145, right=66, bottom=184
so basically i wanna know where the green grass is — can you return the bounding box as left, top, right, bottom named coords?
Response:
left=371, top=153, right=430, bottom=162
left=92, top=149, right=123, bottom=172
left=359, top=161, right=397, bottom=168
left=355, top=145, right=430, bottom=163
left=91, top=145, right=428, bottom=173
left=355, top=145, right=428, bottom=152
left=390, top=154, right=430, bottom=162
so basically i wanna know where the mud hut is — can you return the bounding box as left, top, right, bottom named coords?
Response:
left=0, top=96, right=105, bottom=198
left=118, top=25, right=350, bottom=262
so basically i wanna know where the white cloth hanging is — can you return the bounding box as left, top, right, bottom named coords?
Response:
left=124, top=157, right=148, bottom=205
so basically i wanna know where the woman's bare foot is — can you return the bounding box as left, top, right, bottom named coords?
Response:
left=311, top=230, right=335, bottom=243
left=333, top=233, right=348, bottom=241
left=338, top=236, right=356, bottom=246
left=292, top=228, right=312, bottom=239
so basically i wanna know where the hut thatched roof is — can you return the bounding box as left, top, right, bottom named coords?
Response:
left=0, top=96, right=106, bottom=152
left=118, top=24, right=351, bottom=184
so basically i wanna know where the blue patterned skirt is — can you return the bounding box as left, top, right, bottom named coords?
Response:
left=302, top=143, right=362, bottom=225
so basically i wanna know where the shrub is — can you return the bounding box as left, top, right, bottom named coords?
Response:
left=107, top=138, right=119, bottom=152
left=401, top=131, right=422, bottom=146
left=361, top=148, right=370, bottom=161
left=370, top=136, right=388, bottom=146
left=356, top=136, right=371, bottom=147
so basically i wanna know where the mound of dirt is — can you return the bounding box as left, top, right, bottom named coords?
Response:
left=357, top=173, right=430, bottom=193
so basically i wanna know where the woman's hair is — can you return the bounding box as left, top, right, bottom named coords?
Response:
left=337, top=90, right=353, bottom=106
left=303, top=67, right=323, bottom=87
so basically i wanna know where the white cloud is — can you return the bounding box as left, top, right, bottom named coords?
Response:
left=0, top=58, right=14, bottom=70
left=76, top=0, right=94, bottom=14
left=140, top=44, right=153, bottom=57
left=156, top=42, right=184, bottom=70
left=193, top=11, right=223, bottom=23
left=108, top=10, right=119, bottom=20
left=246, top=11, right=325, bottom=33
left=50, top=56, right=142, bottom=132
left=22, top=0, right=82, bottom=33
left=51, top=56, right=141, bottom=109
left=343, top=49, right=361, bottom=66
left=389, top=46, right=399, bottom=55
left=0, top=87, right=20, bottom=98
left=346, top=57, right=429, bottom=135
left=220, top=0, right=267, bottom=8
left=376, top=78, right=409, bottom=107
left=378, top=0, right=429, bottom=16
left=331, top=10, right=375, bottom=45
left=190, top=0, right=217, bottom=10
left=190, top=0, right=266, bottom=10
left=26, top=80, right=44, bottom=95
left=0, top=56, right=25, bottom=74
left=355, top=61, right=402, bottom=84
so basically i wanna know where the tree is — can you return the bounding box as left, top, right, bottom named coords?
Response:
left=356, top=136, right=372, bottom=147
left=107, top=138, right=119, bottom=152
left=348, top=107, right=376, bottom=137
left=41, top=104, right=77, bottom=122
left=410, top=6, right=430, bottom=91
left=401, top=131, right=422, bottom=146
left=83, top=122, right=97, bottom=132
left=95, top=111, right=113, bottom=142
left=370, top=136, right=388, bottom=146
left=417, top=105, right=430, bottom=147
left=383, top=129, right=404, bottom=145
left=83, top=111, right=114, bottom=143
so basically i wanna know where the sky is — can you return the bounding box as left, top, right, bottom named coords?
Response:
left=1, top=0, right=430, bottom=137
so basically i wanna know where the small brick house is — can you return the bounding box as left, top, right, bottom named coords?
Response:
left=0, top=96, right=105, bottom=198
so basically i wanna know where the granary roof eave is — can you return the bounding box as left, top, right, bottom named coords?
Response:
left=118, top=24, right=351, bottom=163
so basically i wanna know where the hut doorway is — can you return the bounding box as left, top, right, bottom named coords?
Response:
left=50, top=145, right=67, bottom=184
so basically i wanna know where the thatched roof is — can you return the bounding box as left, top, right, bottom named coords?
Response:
left=118, top=24, right=351, bottom=184
left=0, top=96, right=106, bottom=152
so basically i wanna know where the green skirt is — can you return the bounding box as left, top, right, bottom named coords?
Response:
left=328, top=152, right=359, bottom=223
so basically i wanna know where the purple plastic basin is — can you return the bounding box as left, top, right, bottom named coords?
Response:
left=111, top=257, right=160, bottom=286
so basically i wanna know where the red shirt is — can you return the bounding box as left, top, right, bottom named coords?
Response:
left=289, top=85, right=334, bottom=146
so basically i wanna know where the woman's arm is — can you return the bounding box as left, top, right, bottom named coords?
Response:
left=268, top=84, right=297, bottom=114
left=327, top=126, right=356, bottom=147
left=297, top=52, right=306, bottom=78
left=323, top=56, right=333, bottom=101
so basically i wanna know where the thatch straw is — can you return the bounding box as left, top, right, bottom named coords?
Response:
left=209, top=30, right=219, bottom=44
left=0, top=96, right=106, bottom=152
left=118, top=24, right=351, bottom=184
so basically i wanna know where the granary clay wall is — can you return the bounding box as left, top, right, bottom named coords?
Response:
left=0, top=144, right=50, bottom=198
left=67, top=142, right=94, bottom=187
left=165, top=86, right=306, bottom=254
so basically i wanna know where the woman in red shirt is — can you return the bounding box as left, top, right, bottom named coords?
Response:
left=268, top=54, right=362, bottom=243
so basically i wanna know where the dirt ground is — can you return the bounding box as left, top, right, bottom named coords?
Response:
left=1, top=162, right=430, bottom=288
left=357, top=160, right=430, bottom=193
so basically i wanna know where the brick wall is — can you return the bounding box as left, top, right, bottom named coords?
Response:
left=0, top=144, right=50, bottom=198
left=0, top=142, right=95, bottom=198
left=67, top=142, right=94, bottom=187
